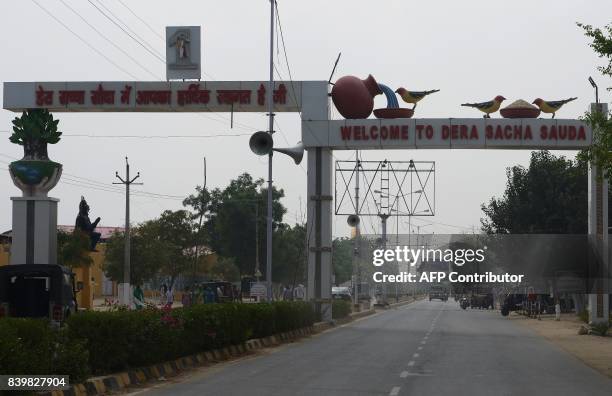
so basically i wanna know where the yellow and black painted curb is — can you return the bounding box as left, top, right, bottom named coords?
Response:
left=42, top=306, right=387, bottom=396
left=42, top=327, right=316, bottom=396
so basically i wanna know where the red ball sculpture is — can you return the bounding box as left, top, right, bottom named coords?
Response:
left=331, top=75, right=382, bottom=119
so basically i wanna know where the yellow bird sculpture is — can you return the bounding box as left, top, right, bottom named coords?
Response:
left=532, top=97, right=577, bottom=118
left=395, top=88, right=440, bottom=110
left=461, top=95, right=506, bottom=118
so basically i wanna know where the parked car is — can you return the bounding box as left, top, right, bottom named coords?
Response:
left=0, top=264, right=80, bottom=324
left=332, top=286, right=352, bottom=301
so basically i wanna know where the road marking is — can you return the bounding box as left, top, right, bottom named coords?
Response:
left=400, top=371, right=409, bottom=378
left=417, top=346, right=423, bottom=350
left=408, top=361, right=415, bottom=366
left=413, top=353, right=419, bottom=358
left=421, top=340, right=426, bottom=345
left=389, top=386, right=401, bottom=396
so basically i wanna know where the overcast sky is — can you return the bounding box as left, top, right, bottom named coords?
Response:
left=1, top=0, right=610, bottom=239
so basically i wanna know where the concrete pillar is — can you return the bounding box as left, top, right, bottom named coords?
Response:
left=587, top=103, right=610, bottom=325
left=306, top=147, right=333, bottom=321
left=302, top=81, right=332, bottom=321
left=10, top=196, right=58, bottom=265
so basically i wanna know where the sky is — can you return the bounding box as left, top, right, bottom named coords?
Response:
left=0, top=0, right=611, bottom=239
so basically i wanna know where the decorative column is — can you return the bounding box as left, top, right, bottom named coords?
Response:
left=9, top=161, right=62, bottom=265
left=587, top=102, right=610, bottom=325
left=7, top=109, right=63, bottom=265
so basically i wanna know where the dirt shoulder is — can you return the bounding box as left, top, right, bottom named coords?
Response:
left=508, top=313, right=612, bottom=378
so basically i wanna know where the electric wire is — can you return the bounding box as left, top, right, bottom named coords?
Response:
left=58, top=0, right=160, bottom=80
left=30, top=0, right=139, bottom=79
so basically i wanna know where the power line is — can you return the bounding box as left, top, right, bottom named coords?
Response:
left=0, top=130, right=250, bottom=139
left=30, top=0, right=139, bottom=79
left=87, top=0, right=165, bottom=62
left=116, top=0, right=164, bottom=40
left=58, top=0, right=160, bottom=79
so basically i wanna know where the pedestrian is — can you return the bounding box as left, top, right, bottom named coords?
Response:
left=216, top=285, right=224, bottom=303
left=232, top=284, right=240, bottom=302
left=205, top=286, right=215, bottom=304
left=182, top=286, right=191, bottom=307
left=160, top=283, right=167, bottom=306
left=166, top=286, right=174, bottom=308
left=283, top=285, right=292, bottom=301
left=293, top=284, right=305, bottom=301
left=133, top=284, right=145, bottom=310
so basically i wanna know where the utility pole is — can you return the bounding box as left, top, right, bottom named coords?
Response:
left=113, top=157, right=142, bottom=306
left=266, top=0, right=275, bottom=301
left=353, top=151, right=360, bottom=306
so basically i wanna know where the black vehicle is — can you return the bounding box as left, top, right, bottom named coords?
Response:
left=0, top=264, right=80, bottom=324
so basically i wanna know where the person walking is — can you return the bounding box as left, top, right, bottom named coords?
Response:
left=159, top=283, right=168, bottom=306
left=166, top=286, right=174, bottom=308
left=133, top=284, right=145, bottom=310
left=293, top=284, right=305, bottom=301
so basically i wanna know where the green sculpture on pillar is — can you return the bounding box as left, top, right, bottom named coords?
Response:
left=8, top=109, right=63, bottom=197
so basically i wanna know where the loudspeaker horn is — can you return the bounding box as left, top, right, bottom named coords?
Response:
left=273, top=142, right=305, bottom=165
left=347, top=214, right=360, bottom=227
left=249, top=131, right=273, bottom=156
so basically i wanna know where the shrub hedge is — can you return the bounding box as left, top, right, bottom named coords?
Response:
left=0, top=302, right=316, bottom=378
left=332, top=300, right=352, bottom=319
left=0, top=318, right=89, bottom=382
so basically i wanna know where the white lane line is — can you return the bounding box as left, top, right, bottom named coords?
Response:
left=417, top=346, right=423, bottom=350
left=408, top=361, right=415, bottom=366
left=400, top=371, right=409, bottom=378
left=413, top=353, right=419, bottom=358
left=421, top=340, right=426, bottom=345
left=389, top=386, right=401, bottom=396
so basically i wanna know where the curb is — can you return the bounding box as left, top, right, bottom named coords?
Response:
left=41, top=327, right=315, bottom=396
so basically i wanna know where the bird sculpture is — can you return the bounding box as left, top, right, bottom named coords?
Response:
left=532, top=97, right=577, bottom=118
left=395, top=88, right=440, bottom=110
left=461, top=95, right=506, bottom=118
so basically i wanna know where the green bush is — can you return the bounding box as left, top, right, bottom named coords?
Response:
left=0, top=318, right=89, bottom=382
left=63, top=301, right=314, bottom=375
left=1, top=302, right=314, bottom=379
left=332, top=300, right=352, bottom=319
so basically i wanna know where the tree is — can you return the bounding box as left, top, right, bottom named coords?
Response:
left=272, top=223, right=307, bottom=286
left=102, top=222, right=168, bottom=286
left=208, top=257, right=241, bottom=282
left=576, top=22, right=612, bottom=179
left=577, top=22, right=612, bottom=88
left=206, top=173, right=286, bottom=279
left=57, top=231, right=93, bottom=269
left=183, top=185, right=211, bottom=283
left=332, top=237, right=354, bottom=285
left=481, top=151, right=587, bottom=234
left=154, top=210, right=196, bottom=288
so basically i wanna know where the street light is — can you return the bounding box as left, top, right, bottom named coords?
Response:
left=588, top=76, right=599, bottom=104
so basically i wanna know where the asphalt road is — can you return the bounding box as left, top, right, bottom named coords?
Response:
left=138, top=300, right=612, bottom=396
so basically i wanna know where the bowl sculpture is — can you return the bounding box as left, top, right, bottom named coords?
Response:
left=500, top=99, right=541, bottom=118
left=373, top=108, right=414, bottom=119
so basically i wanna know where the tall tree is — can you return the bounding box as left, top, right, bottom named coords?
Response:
left=57, top=231, right=93, bottom=269
left=332, top=237, right=354, bottom=285
left=206, top=173, right=286, bottom=279
left=576, top=22, right=612, bottom=179
left=183, top=186, right=211, bottom=283
left=102, top=222, right=168, bottom=286
left=154, top=210, right=195, bottom=288
left=272, top=223, right=307, bottom=286
left=481, top=151, right=587, bottom=234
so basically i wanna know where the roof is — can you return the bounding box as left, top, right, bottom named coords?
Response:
left=57, top=225, right=124, bottom=240
left=2, top=226, right=124, bottom=241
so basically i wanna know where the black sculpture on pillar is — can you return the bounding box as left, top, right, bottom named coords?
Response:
left=75, top=196, right=101, bottom=251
